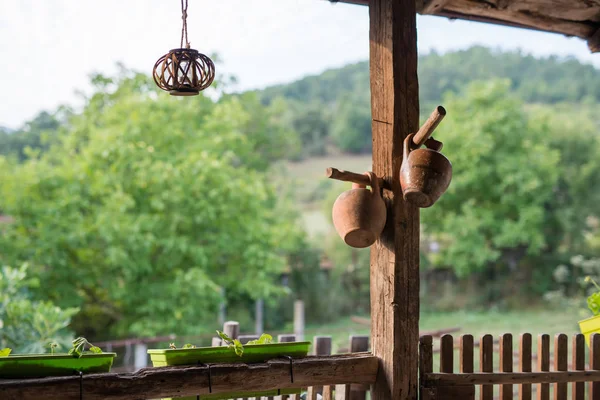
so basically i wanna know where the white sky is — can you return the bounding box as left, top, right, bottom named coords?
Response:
left=0, top=0, right=598, bottom=129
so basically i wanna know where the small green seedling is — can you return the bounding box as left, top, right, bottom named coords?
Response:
left=246, top=333, right=273, bottom=345
left=217, top=330, right=244, bottom=357
left=217, top=331, right=273, bottom=357
left=182, top=343, right=196, bottom=349
left=68, top=337, right=102, bottom=358
left=586, top=276, right=600, bottom=316
left=47, top=342, right=59, bottom=355
left=0, top=348, right=11, bottom=357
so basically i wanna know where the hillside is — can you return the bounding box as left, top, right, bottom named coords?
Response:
left=257, top=46, right=600, bottom=157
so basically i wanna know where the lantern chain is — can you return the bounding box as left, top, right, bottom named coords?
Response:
left=180, top=0, right=190, bottom=49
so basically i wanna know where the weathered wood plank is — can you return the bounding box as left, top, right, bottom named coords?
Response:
left=499, top=334, right=513, bottom=400
left=423, top=370, right=600, bottom=385
left=591, top=334, right=600, bottom=400
left=589, top=27, right=600, bottom=53
left=519, top=333, right=532, bottom=400
left=0, top=353, right=378, bottom=400
left=480, top=334, right=493, bottom=400
left=441, top=335, right=454, bottom=373
left=572, top=334, right=585, bottom=400
left=538, top=334, right=550, bottom=400
left=369, top=0, right=420, bottom=399
left=420, top=336, right=434, bottom=400
left=442, top=0, right=596, bottom=38
left=553, top=334, right=567, bottom=400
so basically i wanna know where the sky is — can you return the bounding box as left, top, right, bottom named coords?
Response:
left=0, top=0, right=598, bottom=129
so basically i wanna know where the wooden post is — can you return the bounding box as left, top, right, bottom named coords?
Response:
left=256, top=298, right=264, bottom=335
left=133, top=343, right=148, bottom=370
left=369, top=0, right=420, bottom=398
left=294, top=300, right=305, bottom=341
left=308, top=336, right=333, bottom=400
left=223, top=321, right=240, bottom=340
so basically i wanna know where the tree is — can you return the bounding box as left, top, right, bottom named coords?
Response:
left=0, top=264, right=78, bottom=353
left=0, top=69, right=304, bottom=338
left=421, top=80, right=560, bottom=278
left=421, top=79, right=600, bottom=301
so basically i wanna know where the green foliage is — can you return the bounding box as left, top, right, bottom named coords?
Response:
left=585, top=277, right=600, bottom=316
left=421, top=80, right=560, bottom=277
left=0, top=69, right=306, bottom=338
left=260, top=46, right=600, bottom=157
left=68, top=337, right=102, bottom=358
left=216, top=330, right=244, bottom=356
left=0, top=111, right=63, bottom=161
left=216, top=330, right=272, bottom=357
left=246, top=333, right=273, bottom=345
left=0, top=264, right=78, bottom=353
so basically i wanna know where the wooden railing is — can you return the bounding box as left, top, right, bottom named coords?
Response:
left=0, top=325, right=377, bottom=400
left=420, top=333, right=600, bottom=400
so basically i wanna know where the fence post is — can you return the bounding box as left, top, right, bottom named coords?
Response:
left=223, top=320, right=240, bottom=340
left=520, top=333, right=532, bottom=400
left=307, top=336, right=332, bottom=400
left=572, top=334, right=585, bottom=400
left=294, top=300, right=305, bottom=341
left=537, top=333, right=550, bottom=400
left=218, top=287, right=226, bottom=326
left=133, top=342, right=148, bottom=370
left=256, top=298, right=264, bottom=335
left=419, top=336, right=434, bottom=400
left=278, top=334, right=296, bottom=343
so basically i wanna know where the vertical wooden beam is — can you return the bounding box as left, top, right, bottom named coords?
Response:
left=369, top=0, right=419, bottom=399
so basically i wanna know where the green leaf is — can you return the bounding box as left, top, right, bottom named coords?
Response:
left=233, top=339, right=243, bottom=357
left=217, top=330, right=233, bottom=345
left=0, top=348, right=12, bottom=357
left=182, top=344, right=196, bottom=349
left=89, top=346, right=102, bottom=354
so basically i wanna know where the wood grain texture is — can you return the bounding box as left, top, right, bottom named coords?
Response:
left=572, top=334, right=585, bottom=400
left=519, top=333, right=532, bottom=400
left=537, top=334, right=550, bottom=400
left=553, top=334, right=567, bottom=400
left=460, top=335, right=474, bottom=374
left=369, top=0, right=420, bottom=399
left=336, top=0, right=600, bottom=42
left=480, top=334, right=493, bottom=400
left=499, top=334, right=513, bottom=400
left=419, top=336, right=433, bottom=400
left=440, top=335, right=454, bottom=373
left=423, top=370, right=600, bottom=385
left=0, top=353, right=378, bottom=400
left=591, top=333, right=600, bottom=400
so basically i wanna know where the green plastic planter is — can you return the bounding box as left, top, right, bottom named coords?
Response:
left=0, top=353, right=117, bottom=378
left=148, top=342, right=311, bottom=400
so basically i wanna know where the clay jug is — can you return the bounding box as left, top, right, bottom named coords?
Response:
left=400, top=133, right=452, bottom=208
left=332, top=172, right=386, bottom=248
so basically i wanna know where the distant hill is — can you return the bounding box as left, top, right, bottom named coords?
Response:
left=256, top=46, right=600, bottom=156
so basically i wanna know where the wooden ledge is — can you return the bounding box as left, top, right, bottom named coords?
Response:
left=0, top=353, right=378, bottom=400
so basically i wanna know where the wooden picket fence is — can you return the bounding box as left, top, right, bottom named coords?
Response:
left=420, top=333, right=600, bottom=400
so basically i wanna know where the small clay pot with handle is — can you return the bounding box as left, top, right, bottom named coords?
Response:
left=400, top=133, right=452, bottom=208
left=332, top=171, right=386, bottom=248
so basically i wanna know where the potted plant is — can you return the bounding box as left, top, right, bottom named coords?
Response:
left=0, top=337, right=116, bottom=378
left=148, top=331, right=311, bottom=400
left=579, top=276, right=600, bottom=347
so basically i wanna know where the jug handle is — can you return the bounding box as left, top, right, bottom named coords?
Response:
left=403, top=133, right=415, bottom=165
left=365, top=171, right=381, bottom=198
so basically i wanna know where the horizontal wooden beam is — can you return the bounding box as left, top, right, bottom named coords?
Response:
left=0, top=353, right=378, bottom=400
left=330, top=0, right=599, bottom=41
left=424, top=370, right=600, bottom=386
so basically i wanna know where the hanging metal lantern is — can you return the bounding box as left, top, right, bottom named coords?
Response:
left=152, top=0, right=215, bottom=96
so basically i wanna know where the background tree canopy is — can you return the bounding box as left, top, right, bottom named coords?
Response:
left=0, top=70, right=306, bottom=339
left=1, top=46, right=599, bottom=343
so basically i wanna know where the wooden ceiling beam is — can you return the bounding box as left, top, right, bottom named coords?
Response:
left=331, top=0, right=599, bottom=43
left=589, top=27, right=600, bottom=52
